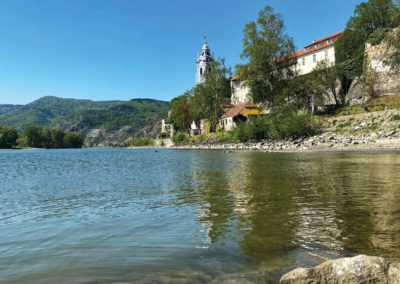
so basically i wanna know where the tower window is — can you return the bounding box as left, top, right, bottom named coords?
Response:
left=200, top=68, right=203, bottom=75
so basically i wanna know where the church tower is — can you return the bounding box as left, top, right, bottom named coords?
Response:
left=196, top=36, right=215, bottom=85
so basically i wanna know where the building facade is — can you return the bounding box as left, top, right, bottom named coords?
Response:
left=230, top=75, right=251, bottom=106
left=195, top=36, right=215, bottom=85
left=293, top=31, right=343, bottom=76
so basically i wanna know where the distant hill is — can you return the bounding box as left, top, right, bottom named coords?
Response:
left=0, top=96, right=121, bottom=131
left=0, top=104, right=23, bottom=116
left=0, top=96, right=170, bottom=146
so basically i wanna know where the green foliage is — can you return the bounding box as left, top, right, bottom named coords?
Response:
left=63, top=132, right=84, bottom=148
left=283, top=71, right=327, bottom=112
left=0, top=104, right=22, bottom=116
left=367, top=28, right=392, bottom=45
left=130, top=137, right=155, bottom=147
left=215, top=132, right=235, bottom=142
left=0, top=125, right=18, bottom=148
left=239, top=6, right=294, bottom=107
left=347, top=0, right=399, bottom=37
left=334, top=29, right=366, bottom=64
left=57, top=99, right=170, bottom=132
left=172, top=132, right=189, bottom=144
left=0, top=96, right=121, bottom=131
left=169, top=91, right=193, bottom=131
left=158, top=132, right=167, bottom=139
left=190, top=59, right=232, bottom=127
left=23, top=126, right=43, bottom=147
left=391, top=114, right=400, bottom=121
left=22, top=125, right=82, bottom=148
left=231, top=104, right=320, bottom=142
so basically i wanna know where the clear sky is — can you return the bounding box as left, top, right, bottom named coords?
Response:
left=0, top=0, right=364, bottom=105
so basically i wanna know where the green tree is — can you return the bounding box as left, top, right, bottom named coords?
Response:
left=23, top=126, right=43, bottom=147
left=169, top=90, right=193, bottom=131
left=239, top=6, right=294, bottom=108
left=51, top=129, right=65, bottom=148
left=63, top=132, right=83, bottom=148
left=41, top=129, right=54, bottom=148
left=283, top=73, right=326, bottom=114
left=313, top=60, right=341, bottom=106
left=0, top=125, right=18, bottom=148
left=190, top=59, right=231, bottom=127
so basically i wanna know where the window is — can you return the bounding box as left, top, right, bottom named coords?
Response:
left=305, top=47, right=310, bottom=52
left=200, top=68, right=203, bottom=75
left=315, top=43, right=319, bottom=49
left=302, top=57, right=305, bottom=66
left=327, top=39, right=332, bottom=45
left=313, top=54, right=316, bottom=63
left=325, top=50, right=328, bottom=60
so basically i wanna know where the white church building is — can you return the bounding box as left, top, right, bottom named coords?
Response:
left=195, top=36, right=215, bottom=85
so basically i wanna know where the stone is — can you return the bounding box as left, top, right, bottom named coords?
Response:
left=280, top=255, right=400, bottom=284
left=371, top=132, right=379, bottom=140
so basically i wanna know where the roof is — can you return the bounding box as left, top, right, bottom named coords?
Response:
left=293, top=31, right=343, bottom=58
left=221, top=102, right=256, bottom=119
left=231, top=75, right=240, bottom=81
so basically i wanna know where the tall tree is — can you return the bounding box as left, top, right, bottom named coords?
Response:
left=0, top=125, right=18, bottom=148
left=169, top=90, right=193, bottom=131
left=313, top=60, right=341, bottom=106
left=191, top=59, right=231, bottom=127
left=239, top=6, right=294, bottom=109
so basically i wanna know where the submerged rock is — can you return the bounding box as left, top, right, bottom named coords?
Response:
left=280, top=255, right=400, bottom=284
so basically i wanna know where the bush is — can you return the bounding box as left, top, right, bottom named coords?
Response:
left=0, top=125, right=18, bottom=148
left=172, top=132, right=189, bottom=144
left=158, top=132, right=167, bottom=139
left=63, top=132, right=84, bottom=148
left=391, top=114, right=400, bottom=121
left=131, top=137, right=155, bottom=147
left=215, top=131, right=235, bottom=142
left=231, top=104, right=321, bottom=142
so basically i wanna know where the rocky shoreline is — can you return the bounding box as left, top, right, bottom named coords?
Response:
left=168, top=130, right=400, bottom=152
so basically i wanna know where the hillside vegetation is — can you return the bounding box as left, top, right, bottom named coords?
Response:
left=0, top=96, right=121, bottom=130
left=0, top=96, right=170, bottom=146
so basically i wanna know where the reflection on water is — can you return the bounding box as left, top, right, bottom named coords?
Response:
left=1, top=149, right=400, bottom=283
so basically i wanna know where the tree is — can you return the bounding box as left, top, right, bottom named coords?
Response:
left=313, top=61, right=341, bottom=106
left=347, top=0, right=399, bottom=37
left=169, top=90, right=193, bottom=131
left=239, top=6, right=295, bottom=109
left=51, top=129, right=65, bottom=148
left=23, top=126, right=43, bottom=147
left=63, top=132, right=83, bottom=148
left=283, top=73, right=326, bottom=114
left=190, top=59, right=231, bottom=127
left=0, top=125, right=18, bottom=148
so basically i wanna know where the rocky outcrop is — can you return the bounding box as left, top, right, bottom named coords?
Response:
left=280, top=255, right=400, bottom=284
left=345, top=77, right=370, bottom=106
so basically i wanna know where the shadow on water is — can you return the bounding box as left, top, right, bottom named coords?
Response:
left=1, top=149, right=400, bottom=283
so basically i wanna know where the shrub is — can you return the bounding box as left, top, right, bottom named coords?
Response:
left=172, top=132, right=189, bottom=144
left=0, top=125, right=18, bottom=148
left=158, top=132, right=167, bottom=139
left=231, top=104, right=321, bottom=142
left=391, top=114, right=400, bottom=121
left=63, top=132, right=84, bottom=148
left=131, top=137, right=155, bottom=147
left=216, top=131, right=235, bottom=142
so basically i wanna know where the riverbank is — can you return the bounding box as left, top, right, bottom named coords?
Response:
left=147, top=108, right=400, bottom=152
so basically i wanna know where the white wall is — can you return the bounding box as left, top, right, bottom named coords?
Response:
left=295, top=45, right=336, bottom=76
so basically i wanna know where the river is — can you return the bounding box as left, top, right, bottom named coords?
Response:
left=1, top=148, right=400, bottom=283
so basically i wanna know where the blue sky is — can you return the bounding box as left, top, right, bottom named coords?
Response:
left=0, top=0, right=364, bottom=105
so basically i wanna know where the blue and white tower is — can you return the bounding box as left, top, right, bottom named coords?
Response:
left=195, top=36, right=215, bottom=85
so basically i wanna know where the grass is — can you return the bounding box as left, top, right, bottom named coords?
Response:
left=335, top=96, right=400, bottom=116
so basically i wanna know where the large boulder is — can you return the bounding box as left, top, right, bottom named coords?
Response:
left=280, top=255, right=400, bottom=284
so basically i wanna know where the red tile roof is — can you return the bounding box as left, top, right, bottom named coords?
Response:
left=231, top=75, right=240, bottom=81
left=293, top=31, right=343, bottom=58
left=221, top=102, right=256, bottom=119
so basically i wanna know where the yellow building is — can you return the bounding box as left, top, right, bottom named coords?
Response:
left=219, top=102, right=261, bottom=131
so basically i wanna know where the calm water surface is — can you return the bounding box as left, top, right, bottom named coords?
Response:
left=1, top=148, right=400, bottom=283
